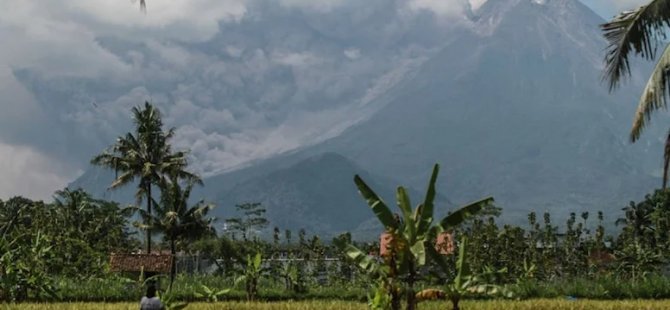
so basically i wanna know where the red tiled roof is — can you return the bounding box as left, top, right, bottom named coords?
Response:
left=109, top=253, right=173, bottom=273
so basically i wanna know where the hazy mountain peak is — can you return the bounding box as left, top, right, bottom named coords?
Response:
left=474, top=0, right=603, bottom=36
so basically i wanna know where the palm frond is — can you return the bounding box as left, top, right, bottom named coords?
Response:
left=631, top=43, right=670, bottom=141
left=111, top=171, right=136, bottom=189
left=602, top=0, right=670, bottom=90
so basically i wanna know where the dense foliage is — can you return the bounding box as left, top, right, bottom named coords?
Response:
left=5, top=182, right=670, bottom=305
left=0, top=190, right=136, bottom=301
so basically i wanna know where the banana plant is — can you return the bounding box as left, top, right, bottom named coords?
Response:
left=157, top=290, right=188, bottom=310
left=0, top=231, right=58, bottom=302
left=424, top=236, right=513, bottom=310
left=235, top=252, right=266, bottom=301
left=367, top=278, right=393, bottom=310
left=337, top=164, right=494, bottom=310
left=194, top=284, right=230, bottom=302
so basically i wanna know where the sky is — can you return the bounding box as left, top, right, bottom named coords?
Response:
left=582, top=0, right=646, bottom=18
left=0, top=0, right=651, bottom=201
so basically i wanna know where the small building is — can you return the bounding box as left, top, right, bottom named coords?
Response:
left=109, top=252, right=173, bottom=275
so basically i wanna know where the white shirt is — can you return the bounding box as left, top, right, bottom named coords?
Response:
left=140, top=296, right=164, bottom=310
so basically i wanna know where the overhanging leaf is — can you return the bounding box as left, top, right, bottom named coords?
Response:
left=439, top=197, right=494, bottom=231
left=396, top=186, right=415, bottom=241
left=631, top=43, right=670, bottom=142
left=355, top=175, right=398, bottom=230
left=601, top=1, right=670, bottom=91
left=341, top=243, right=380, bottom=275
left=417, top=164, right=439, bottom=235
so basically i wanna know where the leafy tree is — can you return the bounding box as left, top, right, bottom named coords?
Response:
left=225, top=202, right=269, bottom=241
left=92, top=102, right=200, bottom=254
left=615, top=240, right=665, bottom=280
left=0, top=197, right=34, bottom=237
left=615, top=190, right=670, bottom=251
left=50, top=188, right=137, bottom=276
left=0, top=193, right=135, bottom=280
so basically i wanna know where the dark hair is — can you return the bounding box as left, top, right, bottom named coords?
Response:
left=146, top=284, right=157, bottom=298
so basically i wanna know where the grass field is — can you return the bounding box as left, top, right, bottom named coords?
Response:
left=4, top=300, right=670, bottom=310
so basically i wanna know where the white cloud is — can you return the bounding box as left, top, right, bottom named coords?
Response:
left=146, top=40, right=196, bottom=68
left=0, top=0, right=456, bottom=199
left=272, top=51, right=322, bottom=67
left=225, top=46, right=245, bottom=58
left=344, top=48, right=361, bottom=60
left=407, top=0, right=472, bottom=18
left=61, top=0, right=247, bottom=42
left=0, top=142, right=80, bottom=201
left=278, top=0, right=348, bottom=12
left=0, top=2, right=132, bottom=79
left=64, top=87, right=153, bottom=140
left=469, top=0, right=488, bottom=10
left=0, top=66, right=46, bottom=137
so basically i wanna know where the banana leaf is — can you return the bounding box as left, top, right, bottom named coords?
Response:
left=439, top=197, right=494, bottom=231
left=355, top=175, right=398, bottom=230
left=417, top=164, right=439, bottom=235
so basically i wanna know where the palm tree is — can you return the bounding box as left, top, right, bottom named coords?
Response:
left=135, top=176, right=216, bottom=290
left=601, top=1, right=670, bottom=187
left=52, top=188, right=96, bottom=235
left=616, top=200, right=654, bottom=242
left=92, top=102, right=201, bottom=254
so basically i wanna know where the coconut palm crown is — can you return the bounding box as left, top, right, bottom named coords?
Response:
left=601, top=0, right=670, bottom=187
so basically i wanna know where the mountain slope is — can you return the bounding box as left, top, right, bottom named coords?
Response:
left=208, top=152, right=438, bottom=237
left=284, top=0, right=660, bottom=222
left=71, top=152, right=447, bottom=238
left=70, top=0, right=663, bottom=232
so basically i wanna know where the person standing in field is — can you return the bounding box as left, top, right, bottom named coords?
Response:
left=140, top=283, right=165, bottom=310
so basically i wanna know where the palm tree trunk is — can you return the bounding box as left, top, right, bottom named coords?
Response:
left=169, top=236, right=176, bottom=293
left=146, top=183, right=152, bottom=254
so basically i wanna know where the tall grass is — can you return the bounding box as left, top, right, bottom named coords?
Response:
left=42, top=274, right=670, bottom=302
left=5, top=300, right=670, bottom=310
left=514, top=275, right=670, bottom=299
left=52, top=275, right=367, bottom=302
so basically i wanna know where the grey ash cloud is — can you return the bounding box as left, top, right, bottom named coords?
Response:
left=0, top=0, right=473, bottom=199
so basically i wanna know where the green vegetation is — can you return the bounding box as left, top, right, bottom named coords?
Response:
left=336, top=164, right=495, bottom=310
left=6, top=300, right=670, bottom=310
left=6, top=102, right=670, bottom=310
